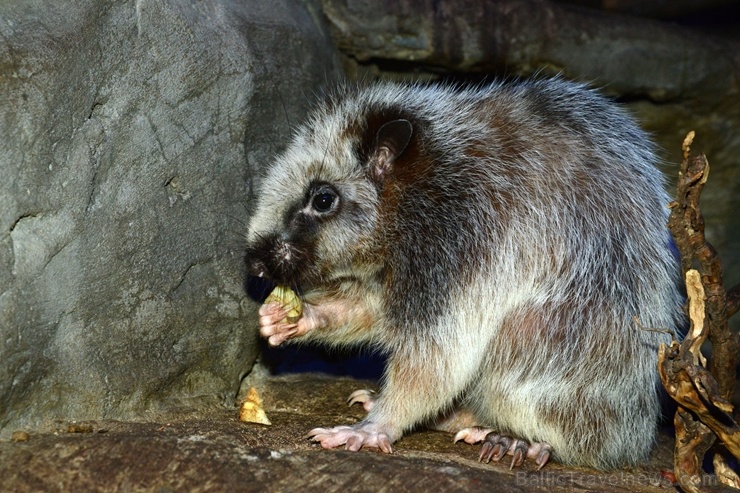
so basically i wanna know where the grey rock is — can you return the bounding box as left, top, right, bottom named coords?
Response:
left=320, top=0, right=738, bottom=100
left=0, top=0, right=342, bottom=435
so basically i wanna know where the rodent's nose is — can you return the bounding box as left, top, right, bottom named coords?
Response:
left=244, top=254, right=269, bottom=279
left=244, top=234, right=277, bottom=278
left=244, top=233, right=299, bottom=284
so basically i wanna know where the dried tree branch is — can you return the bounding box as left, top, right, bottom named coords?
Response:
left=666, top=132, right=739, bottom=398
left=714, top=454, right=740, bottom=490
left=671, top=407, right=714, bottom=493
left=727, top=284, right=740, bottom=319
left=659, top=131, right=740, bottom=492
left=658, top=272, right=739, bottom=436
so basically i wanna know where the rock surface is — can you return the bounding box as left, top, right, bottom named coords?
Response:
left=0, top=372, right=683, bottom=493
left=0, top=0, right=342, bottom=435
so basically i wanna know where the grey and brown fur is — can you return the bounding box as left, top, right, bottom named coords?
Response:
left=244, top=77, right=684, bottom=470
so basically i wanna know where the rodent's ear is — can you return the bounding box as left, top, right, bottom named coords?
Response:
left=369, top=119, right=413, bottom=183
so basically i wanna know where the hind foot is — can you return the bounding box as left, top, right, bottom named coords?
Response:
left=454, top=427, right=552, bottom=470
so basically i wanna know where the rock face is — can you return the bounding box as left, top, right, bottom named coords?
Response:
left=0, top=0, right=342, bottom=435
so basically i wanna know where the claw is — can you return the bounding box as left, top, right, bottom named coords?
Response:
left=346, top=435, right=363, bottom=452
left=479, top=440, right=494, bottom=463
left=489, top=434, right=511, bottom=462
left=347, top=389, right=376, bottom=411
left=510, top=441, right=527, bottom=469
left=378, top=435, right=393, bottom=454
left=491, top=443, right=506, bottom=461
left=454, top=427, right=492, bottom=444
left=534, top=444, right=552, bottom=470
left=454, top=429, right=471, bottom=444
left=307, top=427, right=327, bottom=439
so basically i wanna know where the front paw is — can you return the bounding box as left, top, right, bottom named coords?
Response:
left=308, top=423, right=394, bottom=454
left=258, top=302, right=299, bottom=346
left=258, top=302, right=320, bottom=346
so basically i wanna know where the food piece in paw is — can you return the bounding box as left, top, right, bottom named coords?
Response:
left=264, top=285, right=302, bottom=323
left=454, top=427, right=552, bottom=470
left=308, top=423, right=393, bottom=454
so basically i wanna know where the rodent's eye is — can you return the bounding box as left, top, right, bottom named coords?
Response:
left=312, top=192, right=336, bottom=213
left=306, top=181, right=340, bottom=216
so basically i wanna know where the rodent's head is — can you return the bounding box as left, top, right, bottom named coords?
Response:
left=245, top=92, right=414, bottom=288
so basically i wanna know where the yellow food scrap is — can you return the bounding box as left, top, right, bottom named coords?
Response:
left=265, top=285, right=302, bottom=323
left=239, top=387, right=271, bottom=425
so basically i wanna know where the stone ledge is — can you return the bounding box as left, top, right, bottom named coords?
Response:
left=1, top=373, right=681, bottom=492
